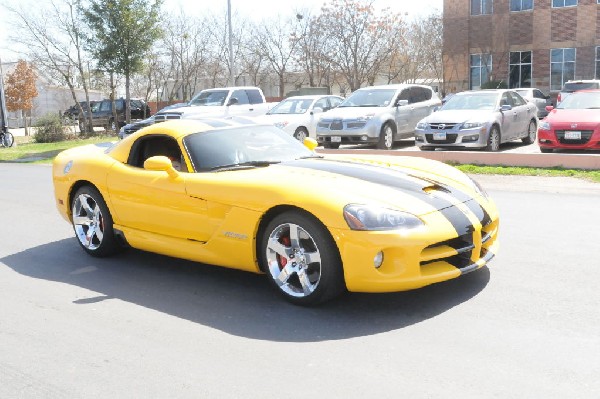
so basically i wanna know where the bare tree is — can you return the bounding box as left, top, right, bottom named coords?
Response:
left=5, top=0, right=96, bottom=132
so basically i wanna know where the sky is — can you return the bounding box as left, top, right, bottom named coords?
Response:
left=0, top=0, right=443, bottom=62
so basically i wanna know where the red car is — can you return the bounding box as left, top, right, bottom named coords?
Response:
left=538, top=90, right=600, bottom=153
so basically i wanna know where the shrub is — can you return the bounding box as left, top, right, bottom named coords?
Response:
left=34, top=114, right=73, bottom=143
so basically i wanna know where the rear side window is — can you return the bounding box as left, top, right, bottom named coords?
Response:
left=563, top=82, right=600, bottom=92
left=246, top=89, right=263, bottom=104
left=231, top=90, right=250, bottom=105
left=410, top=87, right=433, bottom=103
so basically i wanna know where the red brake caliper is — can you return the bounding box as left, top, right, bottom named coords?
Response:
left=276, top=235, right=291, bottom=270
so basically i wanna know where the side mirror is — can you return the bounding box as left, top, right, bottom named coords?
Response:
left=500, top=104, right=512, bottom=111
left=311, top=107, right=323, bottom=115
left=396, top=99, right=409, bottom=107
left=144, top=156, right=179, bottom=178
left=433, top=106, right=440, bottom=112
left=545, top=105, right=554, bottom=112
left=303, top=137, right=318, bottom=151
left=227, top=97, right=239, bottom=106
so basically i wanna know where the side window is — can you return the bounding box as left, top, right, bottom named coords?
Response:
left=246, top=89, right=263, bottom=104
left=231, top=90, right=250, bottom=105
left=329, top=97, right=343, bottom=108
left=410, top=87, right=432, bottom=103
left=129, top=135, right=186, bottom=172
left=100, top=101, right=111, bottom=112
left=501, top=93, right=512, bottom=106
left=510, top=92, right=526, bottom=106
left=533, top=90, right=544, bottom=99
left=397, top=89, right=411, bottom=103
left=116, top=100, right=124, bottom=111
left=313, top=98, right=329, bottom=111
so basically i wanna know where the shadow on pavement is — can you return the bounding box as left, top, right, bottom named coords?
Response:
left=2, top=238, right=490, bottom=342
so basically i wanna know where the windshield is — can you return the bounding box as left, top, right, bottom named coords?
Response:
left=556, top=91, right=600, bottom=109
left=441, top=92, right=499, bottom=111
left=189, top=90, right=229, bottom=106
left=268, top=98, right=313, bottom=114
left=562, top=82, right=600, bottom=93
left=183, top=125, right=315, bottom=172
left=339, top=89, right=396, bottom=107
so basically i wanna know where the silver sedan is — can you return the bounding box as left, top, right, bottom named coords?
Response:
left=415, top=89, right=538, bottom=151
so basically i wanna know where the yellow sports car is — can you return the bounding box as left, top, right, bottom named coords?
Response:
left=52, top=119, right=499, bottom=306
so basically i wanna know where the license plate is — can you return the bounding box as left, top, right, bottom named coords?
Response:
left=331, top=136, right=341, bottom=142
left=564, top=131, right=581, bottom=140
left=433, top=132, right=446, bottom=140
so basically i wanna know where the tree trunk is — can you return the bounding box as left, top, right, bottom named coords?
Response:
left=110, top=72, right=118, bottom=132
left=125, top=71, right=131, bottom=124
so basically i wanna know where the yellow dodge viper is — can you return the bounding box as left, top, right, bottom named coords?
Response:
left=52, top=119, right=499, bottom=306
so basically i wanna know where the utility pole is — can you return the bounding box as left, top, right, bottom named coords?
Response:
left=227, top=0, right=235, bottom=86
left=0, top=60, right=8, bottom=134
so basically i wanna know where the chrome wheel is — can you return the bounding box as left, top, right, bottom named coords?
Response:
left=1, top=132, right=14, bottom=147
left=377, top=123, right=394, bottom=150
left=485, top=127, right=500, bottom=151
left=71, top=186, right=119, bottom=257
left=522, top=120, right=536, bottom=144
left=266, top=222, right=322, bottom=298
left=294, top=128, right=308, bottom=142
left=72, top=193, right=105, bottom=251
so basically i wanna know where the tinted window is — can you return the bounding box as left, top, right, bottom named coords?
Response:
left=246, top=89, right=263, bottom=104
left=231, top=90, right=250, bottom=105
left=533, top=89, right=545, bottom=99
left=410, top=87, right=432, bottom=103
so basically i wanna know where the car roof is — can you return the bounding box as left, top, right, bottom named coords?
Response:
left=282, top=95, right=339, bottom=100
left=357, top=84, right=432, bottom=91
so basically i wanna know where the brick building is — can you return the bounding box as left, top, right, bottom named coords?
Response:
left=443, top=0, right=600, bottom=96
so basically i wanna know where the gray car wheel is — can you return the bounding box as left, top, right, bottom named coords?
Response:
left=294, top=127, right=308, bottom=142
left=377, top=123, right=394, bottom=150
left=71, top=186, right=120, bottom=257
left=522, top=119, right=536, bottom=144
left=259, top=211, right=345, bottom=306
left=484, top=126, right=501, bottom=152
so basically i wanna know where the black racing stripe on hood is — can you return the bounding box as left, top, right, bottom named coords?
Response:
left=285, top=158, right=476, bottom=236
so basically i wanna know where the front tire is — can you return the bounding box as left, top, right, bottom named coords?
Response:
left=294, top=127, right=308, bottom=142
left=484, top=126, right=501, bottom=151
left=522, top=119, right=536, bottom=144
left=377, top=122, right=394, bottom=150
left=1, top=131, right=14, bottom=147
left=71, top=186, right=120, bottom=257
left=259, top=211, right=345, bottom=306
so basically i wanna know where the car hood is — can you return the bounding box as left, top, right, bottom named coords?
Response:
left=423, top=109, right=494, bottom=123
left=255, top=113, right=305, bottom=124
left=184, top=156, right=488, bottom=227
left=545, top=109, right=600, bottom=124
left=319, top=106, right=387, bottom=119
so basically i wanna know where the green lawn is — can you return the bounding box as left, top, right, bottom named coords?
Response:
left=0, top=136, right=116, bottom=163
left=2, top=137, right=599, bottom=183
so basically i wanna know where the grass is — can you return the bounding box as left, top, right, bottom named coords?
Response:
left=2, top=136, right=599, bottom=183
left=1, top=135, right=116, bottom=163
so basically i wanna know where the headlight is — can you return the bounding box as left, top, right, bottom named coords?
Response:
left=274, top=121, right=289, bottom=129
left=357, top=114, right=375, bottom=121
left=343, top=204, right=424, bottom=231
left=539, top=121, right=551, bottom=130
left=461, top=122, right=485, bottom=129
left=416, top=121, right=428, bottom=129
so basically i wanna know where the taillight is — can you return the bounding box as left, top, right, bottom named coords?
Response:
left=557, top=93, right=562, bottom=103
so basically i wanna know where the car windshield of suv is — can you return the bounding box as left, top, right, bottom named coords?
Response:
left=189, top=90, right=229, bottom=106
left=338, top=89, right=396, bottom=107
left=267, top=98, right=313, bottom=115
left=556, top=92, right=600, bottom=109
left=562, top=82, right=600, bottom=93
left=441, top=92, right=499, bottom=111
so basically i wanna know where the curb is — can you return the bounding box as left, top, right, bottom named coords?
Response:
left=316, top=149, right=600, bottom=170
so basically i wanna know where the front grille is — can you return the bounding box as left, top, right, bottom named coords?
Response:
left=421, top=233, right=474, bottom=269
left=347, top=122, right=366, bottom=129
left=154, top=112, right=182, bottom=122
left=429, top=123, right=459, bottom=130
left=330, top=120, right=343, bottom=130
left=425, top=133, right=458, bottom=144
left=556, top=130, right=593, bottom=145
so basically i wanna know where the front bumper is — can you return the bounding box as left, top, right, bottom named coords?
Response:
left=415, top=126, right=489, bottom=149
left=538, top=128, right=600, bottom=150
left=316, top=119, right=381, bottom=145
left=332, top=199, right=500, bottom=293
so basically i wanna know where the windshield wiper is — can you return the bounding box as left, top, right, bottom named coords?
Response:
left=297, top=155, right=324, bottom=159
left=210, top=160, right=281, bottom=171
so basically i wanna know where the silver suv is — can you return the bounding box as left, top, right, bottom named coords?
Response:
left=315, top=84, right=441, bottom=149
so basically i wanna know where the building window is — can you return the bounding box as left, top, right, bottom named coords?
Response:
left=550, top=48, right=575, bottom=90
left=596, top=47, right=600, bottom=79
left=552, top=0, right=577, bottom=7
left=471, top=0, right=493, bottom=15
left=510, top=0, right=533, bottom=11
left=509, top=51, right=532, bottom=88
left=470, top=54, right=492, bottom=89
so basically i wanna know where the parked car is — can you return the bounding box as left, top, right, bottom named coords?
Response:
left=254, top=95, right=343, bottom=141
left=414, top=89, right=538, bottom=151
left=118, top=115, right=156, bottom=139
left=79, top=98, right=151, bottom=132
left=52, top=119, right=499, bottom=306
left=557, top=80, right=600, bottom=104
left=515, top=88, right=552, bottom=118
left=538, top=89, right=600, bottom=153
left=63, top=101, right=97, bottom=123
left=316, top=84, right=441, bottom=150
